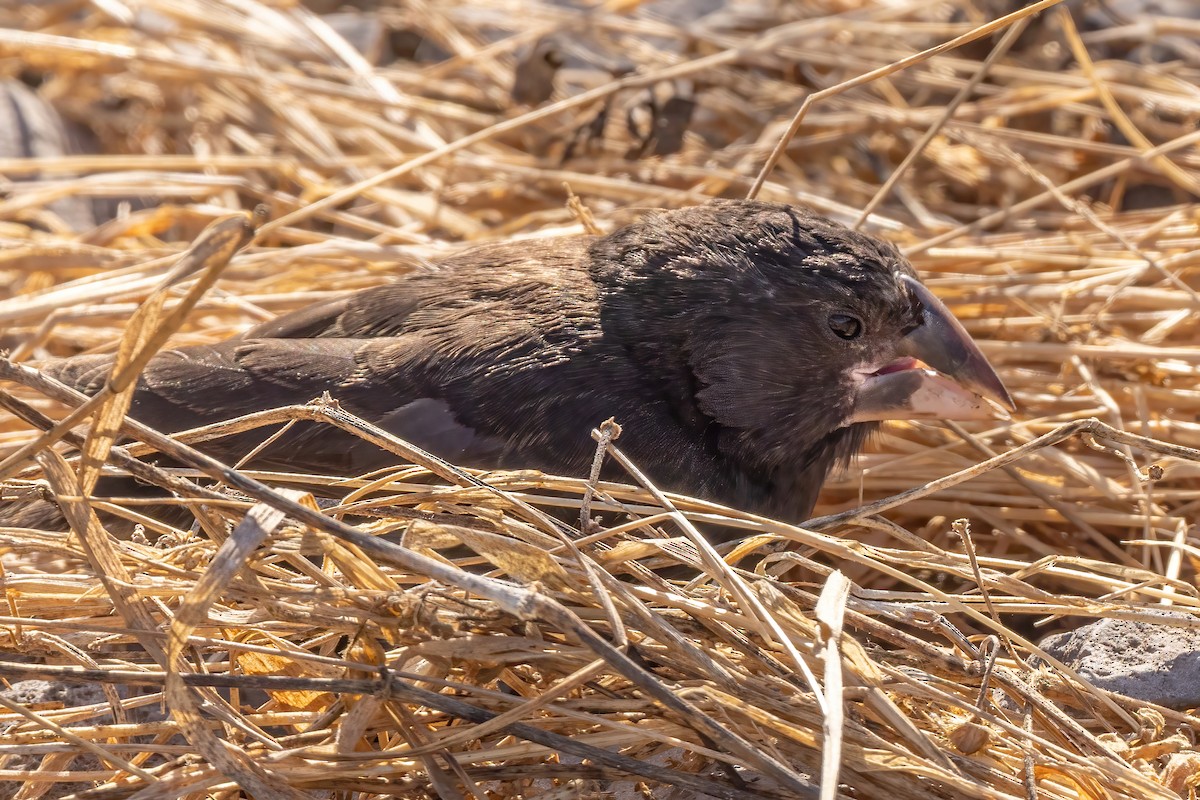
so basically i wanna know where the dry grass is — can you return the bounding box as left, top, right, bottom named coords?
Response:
left=1, top=1, right=1200, bottom=798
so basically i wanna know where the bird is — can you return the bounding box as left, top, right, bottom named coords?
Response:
left=4, top=199, right=1012, bottom=533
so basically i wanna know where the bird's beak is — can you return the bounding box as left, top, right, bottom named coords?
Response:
left=846, top=275, right=1014, bottom=425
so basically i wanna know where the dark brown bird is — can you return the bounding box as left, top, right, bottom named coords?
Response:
left=8, top=200, right=1011, bottom=530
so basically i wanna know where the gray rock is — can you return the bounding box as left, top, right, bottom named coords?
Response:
left=0, top=80, right=98, bottom=232
left=1039, top=611, right=1200, bottom=710
left=0, top=680, right=110, bottom=800
left=0, top=679, right=107, bottom=710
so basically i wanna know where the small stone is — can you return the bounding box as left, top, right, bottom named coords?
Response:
left=1039, top=611, right=1200, bottom=710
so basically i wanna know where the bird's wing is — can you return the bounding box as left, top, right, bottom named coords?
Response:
left=239, top=283, right=431, bottom=339
left=242, top=238, right=594, bottom=340
left=41, top=337, right=510, bottom=476
left=238, top=293, right=358, bottom=339
left=34, top=232, right=755, bottom=489
left=44, top=338, right=363, bottom=428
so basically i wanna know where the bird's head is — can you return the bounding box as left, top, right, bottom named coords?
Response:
left=591, top=199, right=1012, bottom=489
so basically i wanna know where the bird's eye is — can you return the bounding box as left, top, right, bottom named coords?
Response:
left=828, top=314, right=862, bottom=340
